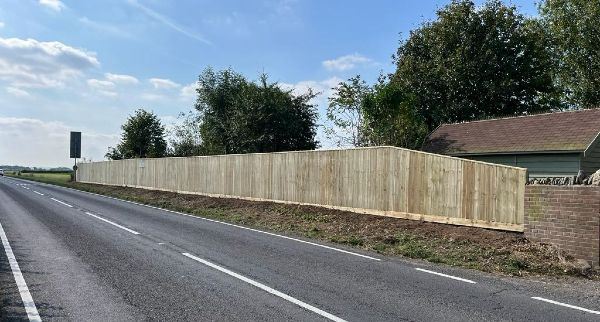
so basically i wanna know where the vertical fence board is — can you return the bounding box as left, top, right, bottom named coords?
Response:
left=77, top=147, right=526, bottom=231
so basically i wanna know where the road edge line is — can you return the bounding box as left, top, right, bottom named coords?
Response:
left=531, top=297, right=600, bottom=315
left=0, top=221, right=42, bottom=321
left=11, top=178, right=379, bottom=261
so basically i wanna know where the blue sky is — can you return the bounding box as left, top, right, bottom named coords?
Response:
left=0, top=0, right=538, bottom=167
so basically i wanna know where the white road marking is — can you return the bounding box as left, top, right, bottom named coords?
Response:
left=182, top=252, right=346, bottom=322
left=0, top=222, right=42, bottom=322
left=28, top=180, right=380, bottom=261
left=33, top=191, right=44, bottom=196
left=21, top=186, right=30, bottom=190
left=84, top=212, right=140, bottom=235
left=532, top=297, right=600, bottom=315
left=415, top=268, right=477, bottom=284
left=50, top=198, right=73, bottom=208
left=162, top=206, right=381, bottom=261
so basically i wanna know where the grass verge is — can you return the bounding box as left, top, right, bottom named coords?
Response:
left=7, top=174, right=599, bottom=279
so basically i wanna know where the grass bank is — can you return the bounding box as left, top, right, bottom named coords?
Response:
left=12, top=172, right=71, bottom=184
left=7, top=174, right=599, bottom=279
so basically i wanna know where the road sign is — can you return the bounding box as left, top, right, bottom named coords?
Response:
left=70, top=132, right=81, bottom=159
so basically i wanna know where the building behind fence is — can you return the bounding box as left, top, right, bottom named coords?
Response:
left=77, top=146, right=526, bottom=231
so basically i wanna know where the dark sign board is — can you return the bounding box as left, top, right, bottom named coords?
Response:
left=70, top=131, right=81, bottom=159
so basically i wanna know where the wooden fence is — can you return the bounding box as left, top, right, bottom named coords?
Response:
left=77, top=146, right=527, bottom=231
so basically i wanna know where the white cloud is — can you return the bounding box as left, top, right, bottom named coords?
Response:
left=180, top=82, right=198, bottom=99
left=0, top=117, right=118, bottom=167
left=0, top=22, right=5, bottom=28
left=87, top=79, right=115, bottom=90
left=280, top=76, right=342, bottom=98
left=322, top=54, right=372, bottom=72
left=6, top=86, right=30, bottom=97
left=128, top=0, right=211, bottom=45
left=149, top=78, right=180, bottom=89
left=0, top=37, right=99, bottom=88
left=87, top=79, right=117, bottom=97
left=39, top=0, right=65, bottom=12
left=96, top=90, right=118, bottom=98
left=141, top=93, right=165, bottom=101
left=105, top=73, right=138, bottom=84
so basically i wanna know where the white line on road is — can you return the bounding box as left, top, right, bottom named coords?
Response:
left=50, top=198, right=72, bottom=208
left=0, top=222, right=42, bottom=322
left=532, top=297, right=600, bottom=315
left=415, top=268, right=477, bottom=284
left=33, top=191, right=44, bottom=196
left=142, top=205, right=380, bottom=261
left=32, top=180, right=380, bottom=261
left=85, top=212, right=140, bottom=235
left=21, top=186, right=30, bottom=190
left=182, top=252, right=346, bottom=322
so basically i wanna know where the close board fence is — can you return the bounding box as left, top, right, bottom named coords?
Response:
left=77, top=146, right=526, bottom=231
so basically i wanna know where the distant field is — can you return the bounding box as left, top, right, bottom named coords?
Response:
left=8, top=171, right=72, bottom=184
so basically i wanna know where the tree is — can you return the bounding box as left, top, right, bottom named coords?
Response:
left=393, top=0, right=557, bottom=132
left=195, top=67, right=319, bottom=154
left=362, top=76, right=429, bottom=149
left=195, top=68, right=248, bottom=155
left=325, top=76, right=371, bottom=147
left=169, top=111, right=205, bottom=157
left=106, top=109, right=167, bottom=160
left=539, top=0, right=600, bottom=107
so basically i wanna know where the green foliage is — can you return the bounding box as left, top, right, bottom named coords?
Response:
left=325, top=76, right=371, bottom=147
left=195, top=68, right=319, bottom=155
left=169, top=111, right=206, bottom=157
left=539, top=0, right=600, bottom=107
left=393, top=0, right=557, bottom=132
left=362, top=76, right=429, bottom=149
left=106, top=109, right=167, bottom=160
left=326, top=0, right=560, bottom=150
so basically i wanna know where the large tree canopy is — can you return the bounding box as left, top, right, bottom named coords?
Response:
left=393, top=0, right=557, bottom=131
left=195, top=68, right=319, bottom=155
left=325, top=0, right=558, bottom=150
left=106, top=109, right=167, bottom=160
left=539, top=0, right=600, bottom=107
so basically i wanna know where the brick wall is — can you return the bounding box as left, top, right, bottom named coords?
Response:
left=524, top=185, right=600, bottom=267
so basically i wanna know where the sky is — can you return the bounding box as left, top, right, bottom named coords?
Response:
left=0, top=0, right=539, bottom=167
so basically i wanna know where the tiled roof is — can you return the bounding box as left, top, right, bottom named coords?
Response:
left=422, top=109, right=600, bottom=155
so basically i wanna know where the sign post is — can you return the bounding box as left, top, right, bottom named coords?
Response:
left=70, top=132, right=81, bottom=181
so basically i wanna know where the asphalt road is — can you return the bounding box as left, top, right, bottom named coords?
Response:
left=0, top=176, right=599, bottom=321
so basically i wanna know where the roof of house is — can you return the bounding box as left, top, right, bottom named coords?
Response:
left=422, top=109, right=600, bottom=155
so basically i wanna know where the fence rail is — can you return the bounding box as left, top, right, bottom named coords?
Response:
left=77, top=146, right=526, bottom=231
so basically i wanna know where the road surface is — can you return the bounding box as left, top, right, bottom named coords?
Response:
left=0, top=176, right=599, bottom=321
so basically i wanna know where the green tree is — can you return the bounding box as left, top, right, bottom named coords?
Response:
left=195, top=68, right=318, bottom=154
left=169, top=111, right=205, bottom=157
left=394, top=0, right=557, bottom=132
left=106, top=109, right=167, bottom=160
left=325, top=76, right=371, bottom=147
left=539, top=0, right=600, bottom=107
left=195, top=68, right=248, bottom=154
left=362, top=77, right=429, bottom=149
